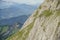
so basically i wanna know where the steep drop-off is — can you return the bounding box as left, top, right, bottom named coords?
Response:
left=6, top=0, right=60, bottom=40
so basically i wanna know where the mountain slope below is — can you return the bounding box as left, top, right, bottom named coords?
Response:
left=6, top=0, right=60, bottom=40
left=0, top=15, right=29, bottom=40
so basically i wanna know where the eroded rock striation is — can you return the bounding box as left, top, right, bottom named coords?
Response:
left=6, top=0, right=60, bottom=40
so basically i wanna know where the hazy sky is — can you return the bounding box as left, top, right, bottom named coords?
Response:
left=3, top=0, right=44, bottom=5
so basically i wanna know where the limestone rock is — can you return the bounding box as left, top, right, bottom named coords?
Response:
left=6, top=0, right=60, bottom=40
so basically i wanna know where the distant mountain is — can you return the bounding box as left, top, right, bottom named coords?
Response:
left=0, top=15, right=29, bottom=40
left=0, top=15, right=29, bottom=25
left=0, top=1, right=13, bottom=9
left=0, top=1, right=37, bottom=40
left=0, top=1, right=37, bottom=20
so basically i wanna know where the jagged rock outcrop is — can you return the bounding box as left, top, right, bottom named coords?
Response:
left=6, top=0, right=60, bottom=40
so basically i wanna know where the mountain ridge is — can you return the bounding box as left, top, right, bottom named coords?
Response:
left=0, top=1, right=37, bottom=20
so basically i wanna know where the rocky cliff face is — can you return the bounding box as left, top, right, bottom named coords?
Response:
left=6, top=0, right=60, bottom=40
